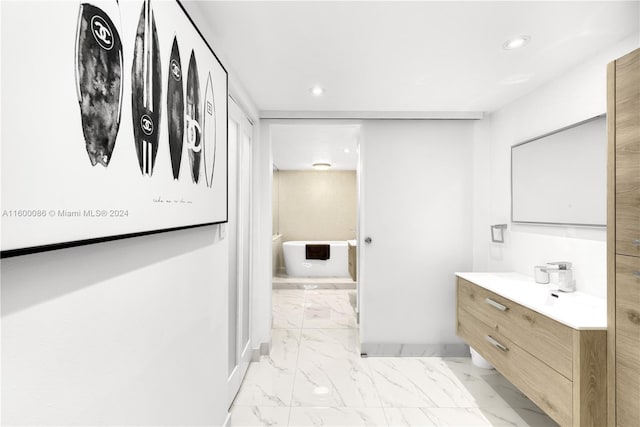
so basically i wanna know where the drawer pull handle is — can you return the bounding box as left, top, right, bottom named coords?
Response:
left=486, top=335, right=509, bottom=352
left=633, top=240, right=640, bottom=246
left=485, top=298, right=508, bottom=311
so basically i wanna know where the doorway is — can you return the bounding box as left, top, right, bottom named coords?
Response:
left=269, top=121, right=361, bottom=317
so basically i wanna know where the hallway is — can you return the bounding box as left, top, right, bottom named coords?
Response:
left=229, top=289, right=558, bottom=426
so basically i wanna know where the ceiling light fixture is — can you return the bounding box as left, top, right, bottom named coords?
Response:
left=503, top=35, right=531, bottom=50
left=344, top=148, right=350, bottom=153
left=313, top=386, right=330, bottom=396
left=312, top=162, right=331, bottom=170
left=500, top=73, right=533, bottom=85
left=310, top=85, right=324, bottom=96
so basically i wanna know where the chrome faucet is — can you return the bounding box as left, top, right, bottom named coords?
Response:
left=544, top=262, right=576, bottom=292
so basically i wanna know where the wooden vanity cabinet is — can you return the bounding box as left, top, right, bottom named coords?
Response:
left=458, top=278, right=573, bottom=378
left=608, top=47, right=640, bottom=427
left=457, top=277, right=606, bottom=427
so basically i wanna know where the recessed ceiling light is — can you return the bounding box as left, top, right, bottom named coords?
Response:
left=310, top=86, right=324, bottom=96
left=500, top=73, right=533, bottom=85
left=344, top=148, right=350, bottom=153
left=313, top=386, right=330, bottom=395
left=415, top=74, right=431, bottom=86
left=312, top=162, right=331, bottom=170
left=503, top=35, right=531, bottom=50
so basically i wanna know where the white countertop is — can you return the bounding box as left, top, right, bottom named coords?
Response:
left=455, top=272, right=607, bottom=330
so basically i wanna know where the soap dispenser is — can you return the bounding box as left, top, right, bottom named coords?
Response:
left=546, top=262, right=576, bottom=293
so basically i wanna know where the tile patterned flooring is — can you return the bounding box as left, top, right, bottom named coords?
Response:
left=230, top=289, right=558, bottom=426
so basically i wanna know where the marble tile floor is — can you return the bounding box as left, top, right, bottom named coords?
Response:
left=230, top=289, right=558, bottom=427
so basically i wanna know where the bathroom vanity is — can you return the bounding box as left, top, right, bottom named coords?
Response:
left=456, top=272, right=607, bottom=427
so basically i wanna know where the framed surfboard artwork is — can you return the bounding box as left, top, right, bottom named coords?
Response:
left=1, top=0, right=228, bottom=257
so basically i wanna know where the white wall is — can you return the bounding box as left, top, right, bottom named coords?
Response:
left=472, top=35, right=640, bottom=298
left=1, top=2, right=263, bottom=425
left=359, top=120, right=474, bottom=355
left=1, top=228, right=228, bottom=425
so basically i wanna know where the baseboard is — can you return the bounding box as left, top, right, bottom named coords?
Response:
left=251, top=341, right=271, bottom=362
left=223, top=412, right=231, bottom=427
left=360, top=343, right=469, bottom=357
left=260, top=341, right=271, bottom=356
left=251, top=347, right=261, bottom=362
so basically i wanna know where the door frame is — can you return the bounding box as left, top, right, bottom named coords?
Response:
left=227, top=97, right=253, bottom=407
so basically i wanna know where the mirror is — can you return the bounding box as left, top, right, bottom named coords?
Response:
left=511, top=115, right=607, bottom=226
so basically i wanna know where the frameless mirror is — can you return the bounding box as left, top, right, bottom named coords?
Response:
left=511, top=115, right=607, bottom=226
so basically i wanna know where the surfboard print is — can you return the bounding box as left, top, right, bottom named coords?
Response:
left=131, top=0, right=161, bottom=177
left=185, top=50, right=202, bottom=184
left=167, top=36, right=184, bottom=180
left=75, top=1, right=123, bottom=167
left=203, top=72, right=216, bottom=188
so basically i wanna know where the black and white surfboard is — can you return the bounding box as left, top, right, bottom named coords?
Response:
left=185, top=50, right=201, bottom=184
left=75, top=1, right=123, bottom=167
left=131, top=0, right=161, bottom=177
left=203, top=72, right=216, bottom=188
left=167, top=35, right=184, bottom=180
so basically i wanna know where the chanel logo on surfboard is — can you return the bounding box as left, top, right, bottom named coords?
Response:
left=170, top=59, right=181, bottom=81
left=185, top=116, right=202, bottom=153
left=141, top=114, right=154, bottom=135
left=91, top=15, right=113, bottom=50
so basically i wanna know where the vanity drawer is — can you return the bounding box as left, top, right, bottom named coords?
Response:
left=457, top=278, right=573, bottom=379
left=615, top=254, right=640, bottom=426
left=457, top=308, right=572, bottom=427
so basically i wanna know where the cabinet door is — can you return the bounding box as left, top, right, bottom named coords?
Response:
left=616, top=254, right=640, bottom=426
left=615, top=49, right=640, bottom=257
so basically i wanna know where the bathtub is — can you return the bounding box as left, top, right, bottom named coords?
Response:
left=283, top=241, right=349, bottom=277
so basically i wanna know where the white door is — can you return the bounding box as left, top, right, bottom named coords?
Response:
left=358, top=121, right=473, bottom=352
left=227, top=97, right=253, bottom=406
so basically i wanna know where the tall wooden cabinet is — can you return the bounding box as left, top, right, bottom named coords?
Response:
left=608, top=47, right=640, bottom=427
